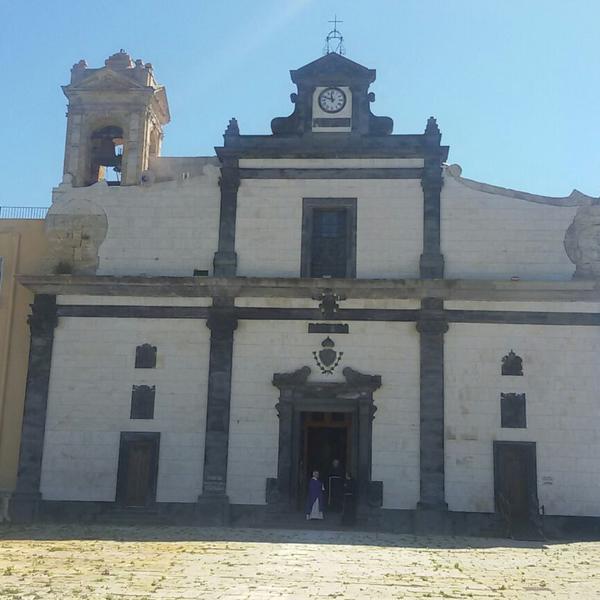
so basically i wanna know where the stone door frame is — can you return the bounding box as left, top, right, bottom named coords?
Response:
left=271, top=366, right=381, bottom=510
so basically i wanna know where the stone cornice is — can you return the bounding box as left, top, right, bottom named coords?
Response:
left=445, top=164, right=599, bottom=207
left=17, top=274, right=600, bottom=302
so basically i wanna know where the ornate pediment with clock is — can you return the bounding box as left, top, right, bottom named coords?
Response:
left=271, top=52, right=393, bottom=136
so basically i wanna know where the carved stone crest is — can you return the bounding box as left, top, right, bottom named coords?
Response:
left=501, top=350, right=523, bottom=376
left=313, top=337, right=343, bottom=374
left=312, top=289, right=346, bottom=319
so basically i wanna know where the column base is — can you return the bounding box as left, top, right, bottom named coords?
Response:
left=213, top=251, right=237, bottom=277
left=195, top=494, right=231, bottom=526
left=415, top=504, right=451, bottom=535
left=417, top=500, right=448, bottom=511
left=9, top=491, right=42, bottom=523
left=419, top=252, right=444, bottom=278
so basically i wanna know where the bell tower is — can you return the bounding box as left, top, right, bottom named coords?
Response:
left=61, top=50, right=170, bottom=187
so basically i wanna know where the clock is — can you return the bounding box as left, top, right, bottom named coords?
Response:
left=318, top=87, right=346, bottom=113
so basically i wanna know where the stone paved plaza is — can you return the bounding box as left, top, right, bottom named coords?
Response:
left=0, top=525, right=599, bottom=599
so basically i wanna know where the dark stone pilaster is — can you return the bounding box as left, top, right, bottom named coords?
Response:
left=274, top=393, right=294, bottom=504
left=416, top=298, right=448, bottom=510
left=10, top=295, right=58, bottom=522
left=197, top=303, right=237, bottom=523
left=213, top=157, right=240, bottom=276
left=356, top=397, right=376, bottom=508
left=419, top=117, right=445, bottom=279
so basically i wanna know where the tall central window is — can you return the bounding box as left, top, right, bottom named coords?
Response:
left=301, top=198, right=357, bottom=278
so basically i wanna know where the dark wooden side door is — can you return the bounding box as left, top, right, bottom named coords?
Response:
left=494, top=442, right=537, bottom=520
left=116, top=432, right=160, bottom=507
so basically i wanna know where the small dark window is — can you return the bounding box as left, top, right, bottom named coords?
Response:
left=501, top=393, right=526, bottom=428
left=130, top=385, right=155, bottom=419
left=301, top=198, right=356, bottom=278
left=501, top=350, right=523, bottom=376
left=135, top=344, right=157, bottom=369
left=193, top=269, right=209, bottom=277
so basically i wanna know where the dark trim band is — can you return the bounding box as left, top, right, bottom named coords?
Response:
left=447, top=310, right=600, bottom=326
left=56, top=305, right=600, bottom=326
left=239, top=168, right=423, bottom=179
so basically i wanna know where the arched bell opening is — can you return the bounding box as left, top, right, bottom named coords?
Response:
left=88, top=125, right=124, bottom=186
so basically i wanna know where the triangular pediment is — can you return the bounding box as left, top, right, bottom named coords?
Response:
left=291, top=53, right=376, bottom=85
left=66, top=68, right=147, bottom=93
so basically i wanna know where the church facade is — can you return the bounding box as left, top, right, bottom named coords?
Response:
left=10, top=50, right=600, bottom=536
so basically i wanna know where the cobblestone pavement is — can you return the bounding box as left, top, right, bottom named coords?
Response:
left=0, top=525, right=599, bottom=599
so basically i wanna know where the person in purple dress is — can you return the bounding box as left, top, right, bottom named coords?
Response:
left=305, top=470, right=325, bottom=520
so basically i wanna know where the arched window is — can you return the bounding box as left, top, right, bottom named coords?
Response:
left=89, top=125, right=124, bottom=186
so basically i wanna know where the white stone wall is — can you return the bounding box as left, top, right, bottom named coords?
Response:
left=235, top=179, right=423, bottom=279
left=50, top=160, right=220, bottom=277
left=228, top=320, right=420, bottom=509
left=40, top=317, right=210, bottom=503
left=445, top=322, right=600, bottom=516
left=441, top=174, right=577, bottom=281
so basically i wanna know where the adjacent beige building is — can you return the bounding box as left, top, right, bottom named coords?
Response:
left=0, top=215, right=48, bottom=499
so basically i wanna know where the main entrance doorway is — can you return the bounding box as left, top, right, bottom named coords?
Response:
left=272, top=365, right=381, bottom=512
left=297, top=411, right=354, bottom=508
left=494, top=441, right=537, bottom=524
left=116, top=432, right=160, bottom=507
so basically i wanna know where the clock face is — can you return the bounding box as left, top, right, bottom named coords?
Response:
left=318, top=87, right=346, bottom=113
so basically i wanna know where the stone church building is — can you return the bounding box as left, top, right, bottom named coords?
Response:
left=10, top=49, right=600, bottom=536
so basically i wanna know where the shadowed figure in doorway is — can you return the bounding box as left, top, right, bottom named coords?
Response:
left=341, top=472, right=356, bottom=526
left=305, top=470, right=325, bottom=520
left=327, top=458, right=344, bottom=511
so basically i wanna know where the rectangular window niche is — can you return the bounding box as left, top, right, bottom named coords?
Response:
left=500, top=393, right=526, bottom=428
left=135, top=344, right=157, bottom=369
left=131, top=385, right=156, bottom=420
left=301, top=198, right=357, bottom=278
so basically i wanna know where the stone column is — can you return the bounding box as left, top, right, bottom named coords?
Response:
left=356, top=396, right=375, bottom=508
left=416, top=298, right=448, bottom=510
left=213, top=158, right=240, bottom=277
left=197, top=304, right=237, bottom=524
left=419, top=117, right=445, bottom=279
left=273, top=393, right=294, bottom=505
left=10, top=295, right=58, bottom=522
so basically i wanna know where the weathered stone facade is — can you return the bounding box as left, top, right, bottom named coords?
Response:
left=9, top=50, right=600, bottom=537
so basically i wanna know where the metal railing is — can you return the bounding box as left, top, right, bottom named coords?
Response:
left=0, top=206, right=49, bottom=219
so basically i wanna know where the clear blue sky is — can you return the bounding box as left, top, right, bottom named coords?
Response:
left=1, top=0, right=598, bottom=207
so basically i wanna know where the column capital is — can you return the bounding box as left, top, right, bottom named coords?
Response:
left=416, top=317, right=449, bottom=335
left=417, top=299, right=448, bottom=335
left=218, top=172, right=240, bottom=192
left=206, top=307, right=238, bottom=339
left=28, top=295, right=58, bottom=338
left=218, top=160, right=240, bottom=192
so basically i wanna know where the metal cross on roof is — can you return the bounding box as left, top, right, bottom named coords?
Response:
left=324, top=15, right=345, bottom=55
